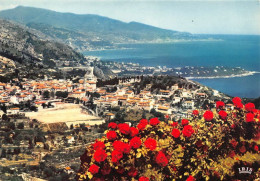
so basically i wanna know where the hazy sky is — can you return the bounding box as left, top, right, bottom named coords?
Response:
left=0, top=0, right=259, bottom=35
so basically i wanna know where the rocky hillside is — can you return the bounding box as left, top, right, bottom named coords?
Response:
left=0, top=19, right=87, bottom=80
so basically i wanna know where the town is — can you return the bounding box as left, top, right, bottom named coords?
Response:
left=0, top=66, right=232, bottom=180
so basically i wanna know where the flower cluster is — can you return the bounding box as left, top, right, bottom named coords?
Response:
left=77, top=100, right=260, bottom=181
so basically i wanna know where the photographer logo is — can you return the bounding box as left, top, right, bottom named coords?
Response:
left=238, top=167, right=252, bottom=174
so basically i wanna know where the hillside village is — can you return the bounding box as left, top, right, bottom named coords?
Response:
left=0, top=66, right=233, bottom=180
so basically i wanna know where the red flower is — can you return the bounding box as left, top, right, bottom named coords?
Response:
left=155, top=151, right=168, bottom=167
left=192, top=110, right=199, bottom=115
left=165, top=114, right=169, bottom=119
left=123, top=143, right=131, bottom=154
left=93, top=141, right=105, bottom=150
left=113, top=141, right=131, bottom=154
left=106, top=130, right=117, bottom=141
left=118, top=123, right=130, bottom=135
left=128, top=167, right=138, bottom=177
left=108, top=122, right=117, bottom=129
left=239, top=146, right=246, bottom=153
left=186, top=175, right=195, bottom=181
left=113, top=140, right=125, bottom=152
left=137, top=119, right=148, bottom=131
left=245, top=103, right=255, bottom=112
left=230, top=140, right=238, bottom=148
left=101, top=164, right=111, bottom=175
left=88, top=164, right=99, bottom=174
left=232, top=97, right=242, bottom=105
left=231, top=124, right=236, bottom=129
left=236, top=102, right=244, bottom=109
left=144, top=138, right=157, bottom=150
left=171, top=128, right=180, bottom=138
left=218, top=110, right=227, bottom=120
left=140, top=119, right=148, bottom=125
left=229, top=150, right=235, bottom=158
left=203, top=110, right=214, bottom=121
left=246, top=113, right=254, bottom=122
left=130, top=137, right=142, bottom=149
left=149, top=117, right=160, bottom=126
left=216, top=101, right=225, bottom=109
left=94, top=149, right=107, bottom=162
left=254, top=145, right=259, bottom=151
left=252, top=109, right=258, bottom=114
left=181, top=119, right=189, bottom=126
left=171, top=122, right=178, bottom=127
left=139, top=176, right=149, bottom=181
left=130, top=127, right=139, bottom=137
left=111, top=150, right=123, bottom=162
left=182, top=125, right=194, bottom=137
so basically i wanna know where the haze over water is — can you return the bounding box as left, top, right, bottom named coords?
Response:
left=84, top=35, right=260, bottom=98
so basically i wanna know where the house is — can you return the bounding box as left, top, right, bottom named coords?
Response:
left=8, top=107, right=20, bottom=114
left=64, top=166, right=74, bottom=174
left=226, top=103, right=234, bottom=110
left=138, top=101, right=151, bottom=110
left=66, top=136, right=75, bottom=144
left=156, top=105, right=172, bottom=114
left=181, top=90, right=193, bottom=98
left=171, top=84, right=179, bottom=91
left=125, top=90, right=134, bottom=97
left=106, top=113, right=115, bottom=120
left=35, top=142, right=44, bottom=148
left=159, top=90, right=171, bottom=97
left=196, top=93, right=207, bottom=99
left=172, top=97, right=181, bottom=104
left=182, top=101, right=194, bottom=109
left=0, top=82, right=6, bottom=90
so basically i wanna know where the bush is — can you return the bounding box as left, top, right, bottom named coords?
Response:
left=77, top=99, right=260, bottom=181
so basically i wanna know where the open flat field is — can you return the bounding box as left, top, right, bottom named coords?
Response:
left=25, top=103, right=105, bottom=125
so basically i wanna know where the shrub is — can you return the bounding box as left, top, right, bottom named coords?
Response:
left=77, top=100, right=260, bottom=180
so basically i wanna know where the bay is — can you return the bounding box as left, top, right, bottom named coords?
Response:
left=83, top=35, right=260, bottom=98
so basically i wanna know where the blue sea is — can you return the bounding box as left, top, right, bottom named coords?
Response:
left=84, top=35, right=260, bottom=98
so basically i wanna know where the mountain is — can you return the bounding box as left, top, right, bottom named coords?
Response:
left=0, top=19, right=86, bottom=80
left=0, top=6, right=192, bottom=51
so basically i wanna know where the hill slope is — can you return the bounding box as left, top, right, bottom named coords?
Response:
left=0, top=19, right=86, bottom=80
left=0, top=6, right=192, bottom=51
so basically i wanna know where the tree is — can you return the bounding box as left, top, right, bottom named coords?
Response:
left=1, top=149, right=6, bottom=158
left=50, top=91, right=55, bottom=98
left=2, top=113, right=8, bottom=121
left=55, top=91, right=68, bottom=98
left=44, top=168, right=54, bottom=177
left=8, top=122, right=15, bottom=130
left=17, top=122, right=24, bottom=129
left=1, top=104, right=7, bottom=113
left=43, top=91, right=50, bottom=99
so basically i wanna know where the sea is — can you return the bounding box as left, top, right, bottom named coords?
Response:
left=83, top=35, right=260, bottom=98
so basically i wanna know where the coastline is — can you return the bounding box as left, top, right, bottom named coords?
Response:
left=185, top=71, right=259, bottom=80
left=115, top=38, right=224, bottom=45
left=83, top=38, right=224, bottom=52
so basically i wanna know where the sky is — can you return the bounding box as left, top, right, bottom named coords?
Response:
left=0, top=0, right=259, bottom=35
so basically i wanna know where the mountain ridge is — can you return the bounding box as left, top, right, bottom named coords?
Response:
left=0, top=6, right=193, bottom=51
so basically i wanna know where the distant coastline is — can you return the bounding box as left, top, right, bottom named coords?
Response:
left=115, top=38, right=224, bottom=45
left=84, top=38, right=224, bottom=52
left=186, top=71, right=259, bottom=80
